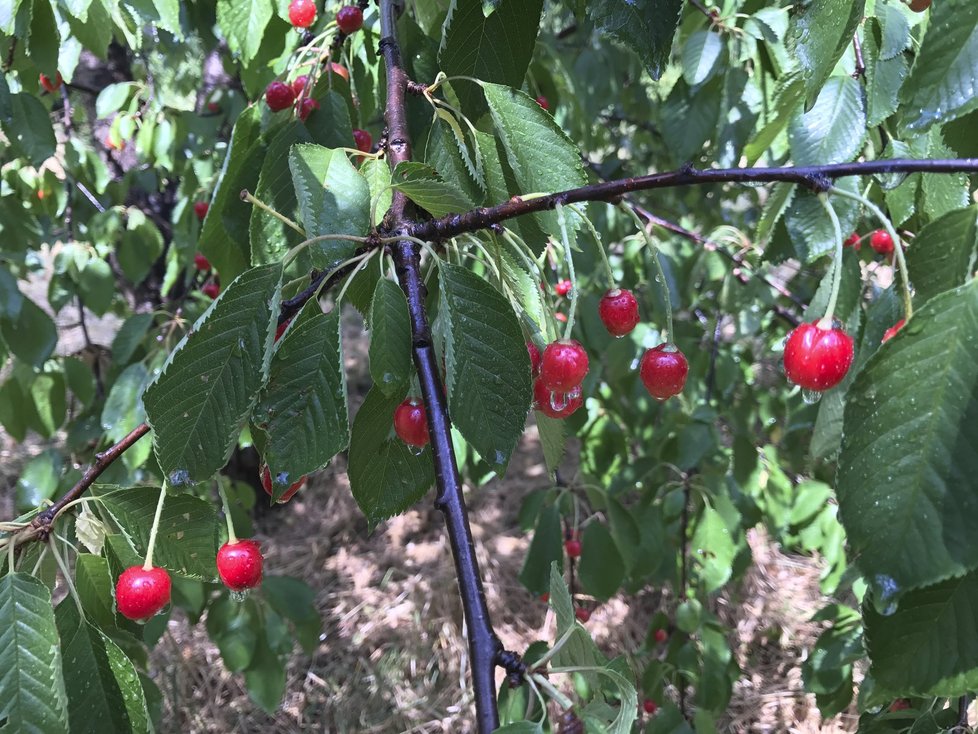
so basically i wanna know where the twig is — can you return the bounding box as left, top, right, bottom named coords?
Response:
left=852, top=32, right=866, bottom=80
left=76, top=296, right=104, bottom=399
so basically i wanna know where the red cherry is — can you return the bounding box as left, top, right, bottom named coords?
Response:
left=115, top=565, right=171, bottom=621
left=554, top=312, right=567, bottom=323
left=540, top=339, right=588, bottom=392
left=297, top=98, right=319, bottom=121
left=533, top=377, right=583, bottom=419
left=265, top=81, right=296, bottom=112
left=261, top=465, right=307, bottom=502
left=643, top=699, right=658, bottom=715
left=217, top=539, right=264, bottom=591
left=844, top=232, right=861, bottom=249
left=327, top=62, right=350, bottom=82
left=540, top=593, right=550, bottom=603
left=207, top=101, right=220, bottom=113
left=565, top=538, right=582, bottom=558
left=291, top=75, right=310, bottom=99
left=889, top=698, right=911, bottom=711
left=575, top=607, right=590, bottom=623
left=193, top=201, right=209, bottom=221
left=639, top=344, right=688, bottom=400
left=37, top=189, right=45, bottom=200
left=104, top=134, right=125, bottom=151
left=39, top=72, right=63, bottom=93
left=193, top=253, right=211, bottom=271
left=554, top=279, right=572, bottom=296
left=274, top=319, right=290, bottom=342
left=202, top=282, right=220, bottom=299
left=352, top=128, right=372, bottom=154
left=288, top=0, right=317, bottom=28
left=598, top=288, right=640, bottom=337
left=536, top=95, right=550, bottom=111
left=527, top=342, right=542, bottom=375
left=908, top=0, right=930, bottom=11
left=394, top=398, right=429, bottom=447
left=653, top=628, right=668, bottom=644
left=783, top=322, right=854, bottom=391
left=870, top=229, right=894, bottom=255
left=336, top=5, right=364, bottom=34
left=882, top=319, right=906, bottom=343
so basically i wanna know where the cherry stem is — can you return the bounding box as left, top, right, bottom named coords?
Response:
left=570, top=203, right=615, bottom=289
left=143, top=484, right=168, bottom=571
left=829, top=185, right=913, bottom=320
left=217, top=482, right=238, bottom=545
left=622, top=203, right=674, bottom=341
left=530, top=672, right=574, bottom=710
left=240, top=189, right=306, bottom=238
left=48, top=534, right=86, bottom=619
left=334, top=248, right=378, bottom=305
left=816, top=194, right=844, bottom=329
left=555, top=203, right=578, bottom=340
left=282, top=232, right=369, bottom=268
left=530, top=625, right=577, bottom=670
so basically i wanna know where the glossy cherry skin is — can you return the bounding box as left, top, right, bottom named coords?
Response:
left=39, top=72, right=63, bottom=93
left=783, top=322, right=854, bottom=391
left=394, top=398, right=429, bottom=447
left=217, top=539, right=264, bottom=591
left=643, top=699, right=658, bottom=715
left=575, top=607, right=590, bottom=623
left=116, top=565, right=171, bottom=621
left=261, top=466, right=307, bottom=502
left=564, top=538, right=582, bottom=558
left=193, top=201, right=209, bottom=221
left=533, top=377, right=582, bottom=419
left=527, top=341, right=542, bottom=375
left=844, top=232, right=861, bottom=249
left=882, top=319, right=906, bottom=343
left=297, top=98, right=319, bottom=121
left=193, top=253, right=211, bottom=271
left=870, top=229, right=894, bottom=255
left=288, top=0, right=317, bottom=27
left=598, top=288, right=640, bottom=337
left=336, top=5, right=364, bottom=34
left=540, top=339, right=589, bottom=392
left=291, top=75, right=310, bottom=98
left=535, top=95, right=550, bottom=111
left=265, top=81, right=296, bottom=112
left=639, top=344, right=688, bottom=400
left=202, top=282, right=220, bottom=299
left=554, top=279, right=572, bottom=296
left=352, top=129, right=372, bottom=153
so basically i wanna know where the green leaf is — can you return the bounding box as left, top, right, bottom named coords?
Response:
left=205, top=596, right=259, bottom=672
left=76, top=258, right=115, bottom=315
left=118, top=215, right=164, bottom=286
left=788, top=0, right=866, bottom=98
left=368, top=279, right=413, bottom=397
left=0, top=296, right=57, bottom=369
left=2, top=93, right=57, bottom=166
left=439, top=263, right=531, bottom=470
left=899, top=0, right=978, bottom=132
left=0, top=0, right=24, bottom=34
left=660, top=76, right=724, bottom=165
left=288, top=143, right=369, bottom=267
left=587, top=0, right=683, bottom=80
left=243, top=635, right=285, bottom=713
left=216, top=0, right=274, bottom=64
left=743, top=73, right=806, bottom=164
left=111, top=313, right=153, bottom=365
left=837, top=279, right=978, bottom=603
left=424, top=118, right=485, bottom=207
left=252, top=303, right=349, bottom=493
left=438, top=0, right=544, bottom=115
left=0, top=573, right=69, bottom=734
left=95, top=485, right=220, bottom=580
left=784, top=178, right=862, bottom=262
left=360, top=158, right=393, bottom=227
left=348, top=387, right=435, bottom=522
left=390, top=161, right=475, bottom=217
left=905, top=205, right=978, bottom=305
left=788, top=76, right=866, bottom=166
left=578, top=523, right=626, bottom=602
left=55, top=602, right=151, bottom=734
left=690, top=506, right=736, bottom=593
left=74, top=555, right=117, bottom=631
left=681, top=30, right=725, bottom=87
left=262, top=576, right=321, bottom=655
left=864, top=15, right=910, bottom=127
left=16, top=450, right=61, bottom=509
left=534, top=412, right=567, bottom=475
left=921, top=132, right=970, bottom=220
left=63, top=357, right=95, bottom=408
left=30, top=372, right=66, bottom=437
left=518, top=505, right=562, bottom=595
left=756, top=183, right=796, bottom=245
left=95, top=82, right=139, bottom=118
left=101, top=364, right=150, bottom=444
left=0, top=266, right=24, bottom=319
left=143, top=264, right=281, bottom=484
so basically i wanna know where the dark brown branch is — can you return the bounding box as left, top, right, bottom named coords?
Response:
left=409, top=159, right=978, bottom=243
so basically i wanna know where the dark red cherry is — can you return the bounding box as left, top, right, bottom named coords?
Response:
left=643, top=699, right=658, bottom=715
left=870, top=229, right=894, bottom=255
left=297, top=98, right=319, bottom=121
left=193, top=201, right=209, bottom=221
left=639, top=343, right=688, bottom=400
left=653, top=628, right=668, bottom=644
left=844, top=232, right=861, bottom=249
left=116, top=565, right=171, bottom=621
left=336, top=5, right=363, bottom=34
left=261, top=466, right=307, bottom=503
left=217, top=539, right=264, bottom=591
left=194, top=253, right=211, bottom=271
left=202, top=282, right=220, bottom=299
left=352, top=128, right=372, bottom=154
left=540, top=339, right=588, bottom=392
left=598, top=288, right=640, bottom=337
left=291, top=75, right=310, bottom=99
left=527, top=341, right=542, bottom=375
left=575, top=607, right=590, bottom=623
left=554, top=279, right=572, bottom=296
left=264, top=81, right=296, bottom=112
left=394, top=398, right=429, bottom=447
left=536, top=95, right=550, bottom=111
left=564, top=538, right=582, bottom=558
left=783, top=322, right=854, bottom=391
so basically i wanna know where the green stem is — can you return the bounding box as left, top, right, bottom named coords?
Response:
left=829, top=185, right=913, bottom=319
left=217, top=482, right=237, bottom=545
left=530, top=673, right=574, bottom=710
left=569, top=203, right=615, bottom=289
left=49, top=536, right=85, bottom=619
left=143, top=484, right=167, bottom=570
left=622, top=204, right=674, bottom=341
left=816, top=194, right=844, bottom=327
left=240, top=189, right=305, bottom=237
left=335, top=250, right=379, bottom=305
left=282, top=233, right=369, bottom=268
left=555, top=203, right=578, bottom=340
left=530, top=625, right=577, bottom=670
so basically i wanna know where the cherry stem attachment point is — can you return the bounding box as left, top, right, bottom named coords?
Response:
left=555, top=203, right=578, bottom=340
left=143, top=484, right=167, bottom=571
left=217, top=482, right=238, bottom=545
left=816, top=193, right=844, bottom=329
left=622, top=203, right=674, bottom=341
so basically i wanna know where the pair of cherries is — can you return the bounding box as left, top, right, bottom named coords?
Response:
left=845, top=229, right=894, bottom=256
left=287, top=1, right=362, bottom=33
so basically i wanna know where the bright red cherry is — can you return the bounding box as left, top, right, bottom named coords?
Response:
left=265, top=81, right=296, bottom=112
left=39, top=72, right=63, bottom=93
left=394, top=398, right=429, bottom=447
left=565, top=538, right=582, bottom=558
left=639, top=344, right=688, bottom=400
left=115, top=565, right=171, bottom=621
left=783, top=322, right=854, bottom=391
left=870, top=229, right=894, bottom=255
left=533, top=377, right=582, bottom=419
left=527, top=342, right=541, bottom=375
left=336, top=5, right=364, bottom=34
left=288, top=0, right=317, bottom=28
left=554, top=312, right=567, bottom=323
left=554, top=279, right=572, bottom=296
left=882, top=319, right=906, bottom=343
left=352, top=128, right=372, bottom=154
left=327, top=62, right=350, bottom=82
left=275, top=319, right=290, bottom=342
left=598, top=288, right=640, bottom=337
left=202, top=282, right=220, bottom=299
left=217, top=539, right=264, bottom=591
left=643, top=699, right=658, bottom=715
left=536, top=95, right=550, bottom=111
left=575, top=607, right=590, bottom=623
left=193, top=253, right=211, bottom=271
left=297, top=97, right=319, bottom=121
left=540, top=339, right=588, bottom=392
left=261, top=465, right=307, bottom=503
left=291, top=75, right=310, bottom=98
left=653, top=628, right=668, bottom=644
left=844, top=232, right=861, bottom=249
left=193, top=201, right=209, bottom=221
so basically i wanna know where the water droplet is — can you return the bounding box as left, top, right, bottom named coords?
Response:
left=494, top=450, right=505, bottom=465
left=801, top=389, right=822, bottom=405
left=550, top=391, right=570, bottom=411
left=230, top=589, right=250, bottom=603
left=275, top=471, right=290, bottom=485
left=408, top=444, right=424, bottom=457
left=873, top=574, right=901, bottom=616
left=169, top=469, right=191, bottom=486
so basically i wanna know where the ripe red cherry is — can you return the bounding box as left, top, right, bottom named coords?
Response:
left=202, top=282, right=220, bottom=299
left=909, top=0, right=931, bottom=11
left=870, top=229, right=894, bottom=255
left=540, top=339, right=588, bottom=392
left=639, top=344, right=688, bottom=400
left=575, top=607, right=590, bottom=623
left=653, top=628, right=668, bottom=644
left=352, top=128, right=372, bottom=154
left=275, top=319, right=290, bottom=342
left=554, top=279, right=572, bottom=296
left=39, top=72, right=63, bottom=93
left=207, top=101, right=220, bottom=113
left=844, top=232, right=861, bottom=249
left=394, top=398, right=429, bottom=447
left=527, top=341, right=541, bottom=375
left=783, top=322, right=854, bottom=391
left=536, top=95, right=549, bottom=111
left=116, top=565, right=171, bottom=621
left=328, top=62, right=350, bottom=82
left=261, top=465, right=307, bottom=502
left=882, top=319, right=906, bottom=343
left=193, top=253, right=211, bottom=271
left=533, top=377, right=582, bottom=419
left=297, top=98, right=319, bottom=121
left=291, top=75, right=310, bottom=98
left=643, top=699, right=658, bottom=715
left=288, top=0, right=317, bottom=28
left=265, top=81, right=296, bottom=112
left=565, top=538, right=582, bottom=558
left=217, top=539, right=264, bottom=591
left=540, top=593, right=550, bottom=603
left=598, top=288, right=640, bottom=337
left=336, top=5, right=364, bottom=34
left=193, top=201, right=209, bottom=221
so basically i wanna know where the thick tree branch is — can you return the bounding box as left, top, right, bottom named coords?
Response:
left=409, top=159, right=978, bottom=242
left=378, top=2, right=502, bottom=731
